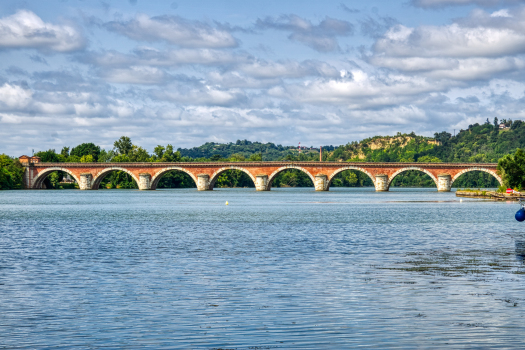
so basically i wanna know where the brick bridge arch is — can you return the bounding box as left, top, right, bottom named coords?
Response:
left=92, top=167, right=140, bottom=190
left=32, top=167, right=81, bottom=189
left=387, top=167, right=439, bottom=190
left=150, top=167, right=198, bottom=190
left=267, top=166, right=316, bottom=189
left=327, top=166, right=376, bottom=190
left=451, top=167, right=503, bottom=187
left=209, top=166, right=257, bottom=190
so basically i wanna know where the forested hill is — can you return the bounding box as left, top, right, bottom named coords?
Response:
left=177, top=140, right=336, bottom=160
left=413, top=120, right=523, bottom=163
left=327, top=119, right=524, bottom=163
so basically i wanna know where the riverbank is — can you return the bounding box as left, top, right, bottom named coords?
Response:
left=456, top=189, right=522, bottom=201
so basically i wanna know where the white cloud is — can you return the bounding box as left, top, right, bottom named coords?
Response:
left=104, top=14, right=237, bottom=48
left=0, top=83, right=33, bottom=109
left=0, top=10, right=84, bottom=52
left=368, top=9, right=525, bottom=81
left=375, top=23, right=525, bottom=58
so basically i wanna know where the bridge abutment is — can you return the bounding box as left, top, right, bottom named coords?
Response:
left=375, top=174, right=389, bottom=191
left=79, top=173, right=93, bottom=190
left=314, top=174, right=328, bottom=191
left=255, top=175, right=269, bottom=191
left=437, top=174, right=452, bottom=192
left=139, top=173, right=152, bottom=190
left=197, top=174, right=211, bottom=191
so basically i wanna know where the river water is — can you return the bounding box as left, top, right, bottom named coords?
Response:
left=1, top=188, right=525, bottom=349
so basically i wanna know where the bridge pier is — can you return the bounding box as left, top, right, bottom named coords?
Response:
left=437, top=174, right=452, bottom=192
left=197, top=174, right=211, bottom=191
left=255, top=175, right=269, bottom=191
left=375, top=174, right=389, bottom=191
left=314, top=174, right=328, bottom=191
left=139, top=173, right=152, bottom=190
left=79, top=173, right=93, bottom=190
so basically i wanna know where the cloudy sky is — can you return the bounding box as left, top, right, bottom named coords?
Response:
left=2, top=0, right=525, bottom=155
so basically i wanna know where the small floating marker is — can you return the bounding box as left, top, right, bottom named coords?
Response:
left=460, top=199, right=463, bottom=202
left=225, top=201, right=229, bottom=205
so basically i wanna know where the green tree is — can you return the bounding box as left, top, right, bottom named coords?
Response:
left=34, top=149, right=60, bottom=162
left=114, top=136, right=133, bottom=155
left=80, top=155, right=94, bottom=163
left=249, top=153, right=262, bottom=161
left=66, top=155, right=81, bottom=162
left=61, top=147, right=70, bottom=157
left=98, top=149, right=115, bottom=163
left=70, top=143, right=101, bottom=161
left=497, top=148, right=525, bottom=189
left=0, top=155, right=25, bottom=189
left=129, top=146, right=150, bottom=162
left=229, top=153, right=245, bottom=162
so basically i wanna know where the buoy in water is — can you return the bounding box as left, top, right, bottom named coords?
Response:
left=225, top=201, right=229, bottom=205
left=516, top=208, right=525, bottom=222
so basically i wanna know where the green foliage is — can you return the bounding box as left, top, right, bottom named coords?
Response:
left=215, top=170, right=254, bottom=188
left=271, top=169, right=313, bottom=187
left=157, top=171, right=196, bottom=188
left=70, top=143, right=101, bottom=161
left=150, top=144, right=180, bottom=162
left=66, top=155, right=81, bottom=162
left=330, top=133, right=438, bottom=163
left=114, top=136, right=133, bottom=155
left=61, top=147, right=70, bottom=157
left=229, top=153, right=245, bottom=162
left=113, top=154, right=130, bottom=162
left=35, top=149, right=60, bottom=162
left=0, top=155, right=24, bottom=190
left=98, top=149, right=115, bottom=163
left=417, top=120, right=525, bottom=162
left=178, top=140, right=322, bottom=161
left=417, top=155, right=442, bottom=163
left=99, top=171, right=137, bottom=189
left=129, top=146, right=150, bottom=162
left=497, top=148, right=525, bottom=189
left=390, top=170, right=435, bottom=187
left=249, top=153, right=263, bottom=161
left=330, top=170, right=374, bottom=187
left=453, top=171, right=498, bottom=188
left=80, top=155, right=94, bottom=163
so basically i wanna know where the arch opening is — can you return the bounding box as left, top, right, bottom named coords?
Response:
left=33, top=168, right=80, bottom=189
left=327, top=167, right=375, bottom=190
left=267, top=166, right=315, bottom=189
left=387, top=167, right=437, bottom=189
left=150, top=168, right=197, bottom=190
left=209, top=168, right=255, bottom=189
left=92, top=168, right=139, bottom=190
left=33, top=169, right=79, bottom=189
left=452, top=169, right=502, bottom=188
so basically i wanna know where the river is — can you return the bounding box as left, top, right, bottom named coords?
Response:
left=1, top=188, right=524, bottom=349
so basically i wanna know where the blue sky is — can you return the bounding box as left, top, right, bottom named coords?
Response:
left=1, top=0, right=525, bottom=155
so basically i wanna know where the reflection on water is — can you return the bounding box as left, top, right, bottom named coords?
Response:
left=1, top=187, right=525, bottom=349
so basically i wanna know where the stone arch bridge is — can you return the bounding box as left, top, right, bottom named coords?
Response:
left=22, top=161, right=502, bottom=192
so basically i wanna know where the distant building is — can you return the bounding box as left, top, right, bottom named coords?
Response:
left=499, top=123, right=509, bottom=129
left=19, top=155, right=41, bottom=164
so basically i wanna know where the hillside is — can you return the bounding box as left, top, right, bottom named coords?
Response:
left=177, top=140, right=336, bottom=161
left=328, top=133, right=440, bottom=162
